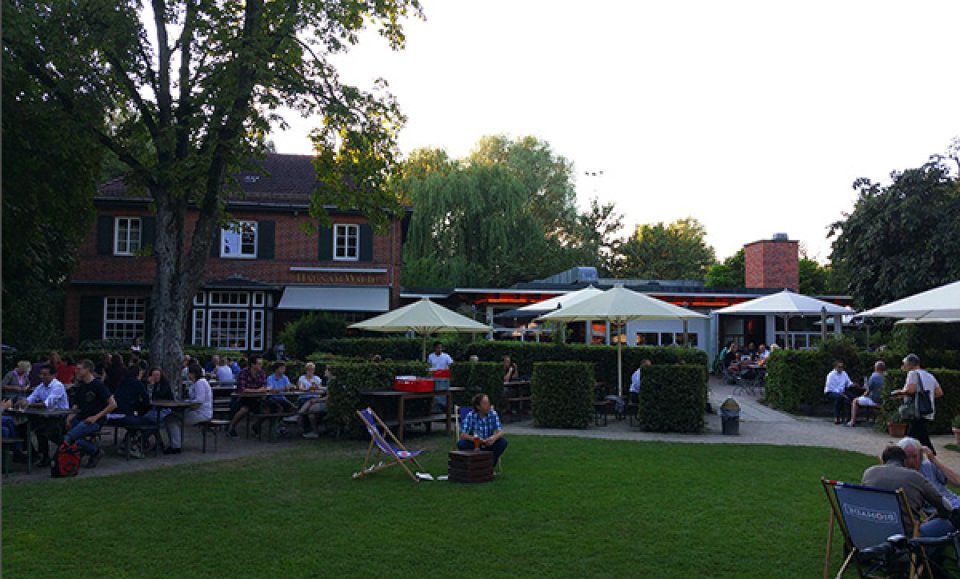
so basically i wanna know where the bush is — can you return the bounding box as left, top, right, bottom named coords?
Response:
left=880, top=369, right=960, bottom=434
left=450, top=362, right=505, bottom=410
left=531, top=362, right=594, bottom=429
left=278, top=313, right=347, bottom=359
left=637, top=365, right=707, bottom=433
left=314, top=338, right=430, bottom=362
left=325, top=361, right=429, bottom=439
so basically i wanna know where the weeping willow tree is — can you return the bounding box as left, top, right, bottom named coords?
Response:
left=400, top=160, right=552, bottom=288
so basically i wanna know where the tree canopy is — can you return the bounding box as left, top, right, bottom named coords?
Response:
left=704, top=249, right=745, bottom=289
left=616, top=218, right=716, bottom=280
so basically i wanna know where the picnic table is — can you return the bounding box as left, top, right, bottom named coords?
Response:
left=5, top=407, right=72, bottom=473
left=150, top=400, right=195, bottom=455
left=361, top=387, right=464, bottom=442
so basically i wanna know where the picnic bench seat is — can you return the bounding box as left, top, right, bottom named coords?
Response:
left=197, top=419, right=231, bottom=453
left=504, top=396, right=531, bottom=422
left=248, top=411, right=298, bottom=442
left=1, top=437, right=26, bottom=475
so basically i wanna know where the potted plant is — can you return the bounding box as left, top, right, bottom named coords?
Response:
left=886, top=411, right=908, bottom=438
left=952, top=416, right=960, bottom=445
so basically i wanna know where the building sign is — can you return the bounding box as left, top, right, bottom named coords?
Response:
left=292, top=271, right=387, bottom=285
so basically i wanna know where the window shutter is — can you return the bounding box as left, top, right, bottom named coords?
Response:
left=318, top=226, right=333, bottom=260
left=257, top=220, right=275, bottom=259
left=359, top=224, right=373, bottom=262
left=78, top=296, right=105, bottom=342
left=142, top=297, right=153, bottom=341
left=141, top=216, right=156, bottom=249
left=211, top=230, right=221, bottom=257
left=96, top=216, right=114, bottom=255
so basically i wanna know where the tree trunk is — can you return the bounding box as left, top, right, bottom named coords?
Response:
left=148, top=192, right=190, bottom=386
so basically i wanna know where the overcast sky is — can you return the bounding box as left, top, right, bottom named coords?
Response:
left=271, top=0, right=960, bottom=262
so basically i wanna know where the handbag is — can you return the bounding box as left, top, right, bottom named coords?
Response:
left=915, top=371, right=933, bottom=416
left=899, top=401, right=919, bottom=421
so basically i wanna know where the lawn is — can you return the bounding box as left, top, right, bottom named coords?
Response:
left=3, top=435, right=874, bottom=578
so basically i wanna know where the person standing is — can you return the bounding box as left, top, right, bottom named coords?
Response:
left=64, top=359, right=117, bottom=468
left=892, top=354, right=943, bottom=454
left=428, top=342, right=454, bottom=413
left=629, top=359, right=652, bottom=404
left=823, top=360, right=853, bottom=425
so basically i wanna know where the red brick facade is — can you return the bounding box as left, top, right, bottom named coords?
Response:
left=743, top=239, right=799, bottom=291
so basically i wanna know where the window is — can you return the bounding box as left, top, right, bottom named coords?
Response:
left=334, top=224, right=359, bottom=261
left=221, top=221, right=257, bottom=258
left=114, top=217, right=142, bottom=255
left=208, top=310, right=249, bottom=350
left=208, top=291, right=250, bottom=307
left=104, top=297, right=145, bottom=341
left=191, top=310, right=205, bottom=345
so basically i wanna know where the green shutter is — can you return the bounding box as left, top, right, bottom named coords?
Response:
left=78, top=296, right=104, bottom=341
left=359, top=224, right=373, bottom=262
left=211, top=229, right=221, bottom=257
left=318, top=226, right=333, bottom=260
left=257, top=220, right=275, bottom=259
left=143, top=297, right=153, bottom=341
left=141, top=216, right=156, bottom=250
left=96, top=216, right=114, bottom=255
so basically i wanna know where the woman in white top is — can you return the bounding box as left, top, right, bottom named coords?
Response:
left=296, top=363, right=328, bottom=439
left=164, top=364, right=214, bottom=454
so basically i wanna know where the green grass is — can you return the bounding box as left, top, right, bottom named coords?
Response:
left=3, top=435, right=873, bottom=578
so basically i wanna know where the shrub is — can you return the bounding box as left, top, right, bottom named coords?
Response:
left=636, top=365, right=707, bottom=433
left=278, top=313, right=347, bottom=359
left=763, top=349, right=828, bottom=412
left=314, top=338, right=431, bottom=362
left=325, top=361, right=429, bottom=439
left=531, top=362, right=594, bottom=429
left=880, top=369, right=960, bottom=434
left=450, top=362, right=505, bottom=410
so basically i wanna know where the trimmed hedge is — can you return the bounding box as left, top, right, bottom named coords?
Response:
left=449, top=362, right=505, bottom=410
left=325, top=361, right=429, bottom=439
left=880, top=369, right=960, bottom=434
left=531, top=362, right=594, bottom=429
left=637, top=365, right=707, bottom=433
left=313, top=338, right=427, bottom=362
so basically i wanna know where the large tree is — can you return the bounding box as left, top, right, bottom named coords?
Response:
left=704, top=249, right=745, bottom=288
left=6, top=0, right=421, bottom=377
left=829, top=152, right=960, bottom=308
left=616, top=218, right=716, bottom=280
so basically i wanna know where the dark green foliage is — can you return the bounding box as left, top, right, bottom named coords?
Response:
left=449, top=362, right=505, bottom=410
left=637, top=365, right=707, bottom=433
left=314, top=337, right=427, bottom=361
left=278, top=313, right=347, bottom=359
left=325, top=361, right=428, bottom=439
left=705, top=249, right=745, bottom=288
left=880, top=369, right=960, bottom=434
left=531, top=362, right=594, bottom=428
left=616, top=218, right=716, bottom=280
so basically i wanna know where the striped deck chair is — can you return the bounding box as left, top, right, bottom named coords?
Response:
left=353, top=407, right=426, bottom=482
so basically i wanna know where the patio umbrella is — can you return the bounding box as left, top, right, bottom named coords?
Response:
left=349, top=298, right=491, bottom=361
left=494, top=285, right=604, bottom=323
left=857, top=280, right=960, bottom=321
left=536, top=285, right=707, bottom=397
left=713, top=290, right=853, bottom=349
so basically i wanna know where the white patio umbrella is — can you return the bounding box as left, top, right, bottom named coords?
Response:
left=349, top=298, right=491, bottom=361
left=858, top=280, right=960, bottom=321
left=537, top=285, right=707, bottom=397
left=713, top=289, right=853, bottom=348
left=517, top=285, right=604, bottom=313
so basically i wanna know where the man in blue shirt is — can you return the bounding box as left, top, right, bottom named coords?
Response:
left=457, top=393, right=508, bottom=466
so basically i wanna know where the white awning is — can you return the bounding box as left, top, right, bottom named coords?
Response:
left=276, top=286, right=390, bottom=312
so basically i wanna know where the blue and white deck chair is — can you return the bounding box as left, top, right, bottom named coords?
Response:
left=353, top=407, right=425, bottom=482
left=822, top=478, right=928, bottom=579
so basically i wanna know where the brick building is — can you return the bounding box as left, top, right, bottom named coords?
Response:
left=64, top=154, right=407, bottom=352
left=744, top=234, right=799, bottom=291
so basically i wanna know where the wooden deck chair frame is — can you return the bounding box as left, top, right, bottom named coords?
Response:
left=354, top=408, right=426, bottom=483
left=821, top=477, right=931, bottom=579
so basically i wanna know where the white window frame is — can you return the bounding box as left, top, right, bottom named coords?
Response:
left=114, top=217, right=142, bottom=256
left=207, top=309, right=249, bottom=350
left=251, top=310, right=265, bottom=351
left=333, top=224, right=360, bottom=261
left=191, top=309, right=205, bottom=345
left=103, top=297, right=146, bottom=341
left=220, top=220, right=258, bottom=259
left=208, top=291, right=251, bottom=307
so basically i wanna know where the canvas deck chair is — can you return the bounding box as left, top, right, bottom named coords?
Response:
left=353, top=407, right=426, bottom=482
left=822, top=478, right=929, bottom=579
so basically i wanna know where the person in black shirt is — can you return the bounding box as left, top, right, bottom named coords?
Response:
left=65, top=359, right=117, bottom=467
left=106, top=365, right=157, bottom=455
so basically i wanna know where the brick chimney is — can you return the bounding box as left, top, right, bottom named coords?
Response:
left=744, top=234, right=799, bottom=291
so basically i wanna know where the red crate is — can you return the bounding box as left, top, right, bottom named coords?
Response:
left=394, top=378, right=435, bottom=392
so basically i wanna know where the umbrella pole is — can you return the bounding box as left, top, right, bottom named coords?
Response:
left=421, top=334, right=427, bottom=362
left=617, top=323, right=623, bottom=398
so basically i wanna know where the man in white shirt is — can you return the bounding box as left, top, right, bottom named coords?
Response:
left=427, top=342, right=453, bottom=371
left=824, top=360, right=853, bottom=425
left=629, top=359, right=651, bottom=404
left=16, top=364, right=69, bottom=467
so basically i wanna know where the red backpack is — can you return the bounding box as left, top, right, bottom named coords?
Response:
left=51, top=441, right=81, bottom=477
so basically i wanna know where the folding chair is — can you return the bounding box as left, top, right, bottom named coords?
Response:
left=822, top=478, right=930, bottom=579
left=353, top=407, right=426, bottom=482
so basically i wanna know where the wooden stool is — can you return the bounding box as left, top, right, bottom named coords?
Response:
left=198, top=419, right=231, bottom=453
left=448, top=450, right=494, bottom=483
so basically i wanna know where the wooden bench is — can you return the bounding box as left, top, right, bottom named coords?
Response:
left=504, top=396, right=532, bottom=422
left=197, top=419, right=231, bottom=453
left=1, top=437, right=26, bottom=475
left=248, top=412, right=297, bottom=442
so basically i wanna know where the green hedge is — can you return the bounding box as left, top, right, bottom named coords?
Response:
left=313, top=338, right=428, bottom=362
left=531, top=362, right=594, bottom=429
left=325, top=361, right=429, bottom=439
left=450, top=362, right=505, bottom=410
left=636, top=365, right=707, bottom=433
left=880, top=369, right=960, bottom=434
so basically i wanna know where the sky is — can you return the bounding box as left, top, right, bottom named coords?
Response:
left=271, top=0, right=960, bottom=262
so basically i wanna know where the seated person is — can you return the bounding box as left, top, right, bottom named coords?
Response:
left=755, top=344, right=770, bottom=365
left=228, top=357, right=267, bottom=439
left=502, top=355, right=519, bottom=383
left=17, top=364, right=70, bottom=466
left=846, top=361, right=885, bottom=427
left=824, top=360, right=853, bottom=425
left=862, top=444, right=956, bottom=539
left=629, top=359, right=652, bottom=404
left=1, top=399, right=27, bottom=462
left=142, top=367, right=176, bottom=450
left=216, top=357, right=235, bottom=384
left=456, top=393, right=508, bottom=467
left=3, top=360, right=32, bottom=390
left=64, top=359, right=117, bottom=468
left=264, top=361, right=296, bottom=414
left=164, top=364, right=213, bottom=454
left=898, top=437, right=960, bottom=509
left=106, top=365, right=156, bottom=457
left=294, top=363, right=328, bottom=439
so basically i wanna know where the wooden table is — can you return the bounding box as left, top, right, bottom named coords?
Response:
left=150, top=400, right=195, bottom=455
left=362, top=387, right=464, bottom=442
left=5, top=407, right=72, bottom=473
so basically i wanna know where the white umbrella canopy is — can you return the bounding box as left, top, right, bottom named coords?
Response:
left=349, top=298, right=491, bottom=360
left=517, top=285, right=604, bottom=313
left=858, top=280, right=960, bottom=321
left=713, top=289, right=853, bottom=316
left=537, top=285, right=707, bottom=396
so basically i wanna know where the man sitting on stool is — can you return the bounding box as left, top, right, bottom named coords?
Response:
left=457, top=393, right=508, bottom=467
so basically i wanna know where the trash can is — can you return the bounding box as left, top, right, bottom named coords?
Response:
left=720, top=397, right=740, bottom=435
